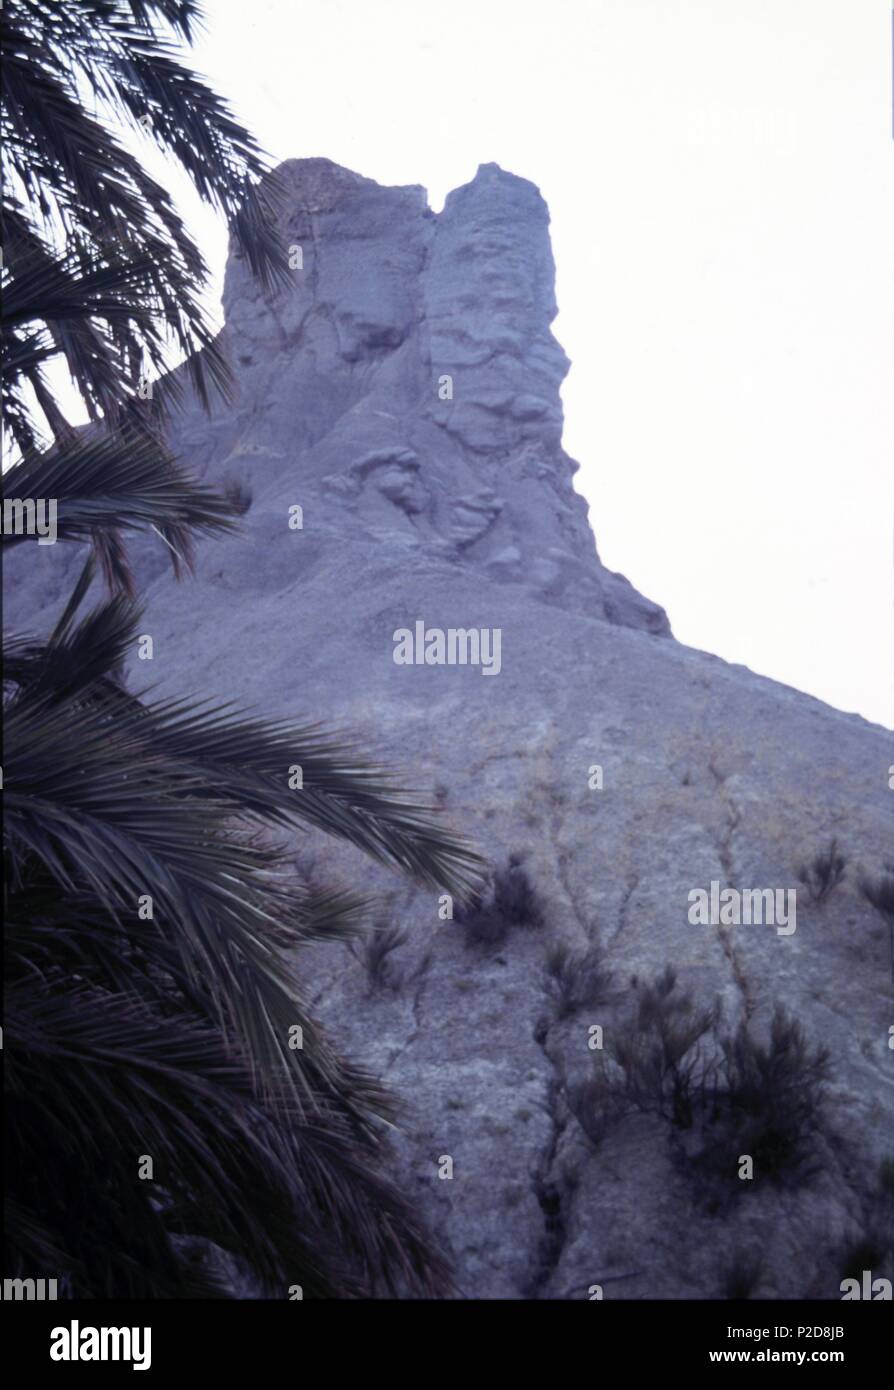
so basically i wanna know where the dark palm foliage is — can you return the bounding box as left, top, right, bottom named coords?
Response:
left=3, top=426, right=240, bottom=588
left=1, top=0, right=290, bottom=590
left=2, top=0, right=287, bottom=456
left=2, top=0, right=487, bottom=1295
left=3, top=559, right=484, bottom=1296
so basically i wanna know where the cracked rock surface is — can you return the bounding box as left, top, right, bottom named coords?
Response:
left=6, top=158, right=892, bottom=1299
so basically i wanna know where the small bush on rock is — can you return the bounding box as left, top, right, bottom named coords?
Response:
left=459, top=857, right=544, bottom=949
left=612, top=968, right=718, bottom=1130
left=798, top=838, right=847, bottom=902
left=701, top=1009, right=830, bottom=1188
left=720, top=1248, right=764, bottom=1299
left=545, top=942, right=613, bottom=1018
left=570, top=969, right=830, bottom=1192
left=351, top=923, right=409, bottom=992
left=491, top=859, right=545, bottom=928
left=838, top=1155, right=894, bottom=1286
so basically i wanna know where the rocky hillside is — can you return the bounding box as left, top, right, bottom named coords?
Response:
left=7, top=158, right=892, bottom=1299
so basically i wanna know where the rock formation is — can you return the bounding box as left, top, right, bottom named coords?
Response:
left=7, top=158, right=892, bottom=1299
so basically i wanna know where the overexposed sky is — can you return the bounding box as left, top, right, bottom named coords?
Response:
left=151, top=1, right=894, bottom=725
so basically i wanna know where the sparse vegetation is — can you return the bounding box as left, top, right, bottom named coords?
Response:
left=609, top=967, right=718, bottom=1130
left=798, top=838, right=847, bottom=902
left=545, top=941, right=613, bottom=1019
left=569, top=969, right=830, bottom=1191
left=859, top=867, right=894, bottom=981
left=828, top=1150, right=889, bottom=1289
left=351, top=923, right=409, bottom=992
left=839, top=1155, right=894, bottom=1284
left=720, top=1248, right=764, bottom=1299
left=566, top=1074, right=617, bottom=1149
left=459, top=856, right=545, bottom=949
left=704, top=1010, right=830, bottom=1187
left=459, top=901, right=510, bottom=949
left=492, top=857, right=545, bottom=928
left=879, top=1156, right=894, bottom=1196
left=838, top=1235, right=889, bottom=1284
left=222, top=476, right=253, bottom=515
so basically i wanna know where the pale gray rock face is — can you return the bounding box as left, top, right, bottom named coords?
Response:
left=192, top=156, right=671, bottom=635
left=5, top=159, right=892, bottom=1300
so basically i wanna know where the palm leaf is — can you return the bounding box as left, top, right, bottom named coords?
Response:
left=1, top=429, right=238, bottom=563
left=3, top=0, right=477, bottom=1300
left=2, top=0, right=286, bottom=447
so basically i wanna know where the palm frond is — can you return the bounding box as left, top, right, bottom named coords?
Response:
left=4, top=596, right=484, bottom=1123
left=5, top=978, right=357, bottom=1297
left=1, top=429, right=238, bottom=567
left=2, top=0, right=474, bottom=1301
left=2, top=0, right=286, bottom=447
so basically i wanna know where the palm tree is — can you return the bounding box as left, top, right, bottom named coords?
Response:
left=2, top=0, right=485, bottom=1295
left=3, top=0, right=284, bottom=438
left=2, top=0, right=286, bottom=586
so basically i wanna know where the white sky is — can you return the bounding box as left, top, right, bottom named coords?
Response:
left=110, top=1, right=894, bottom=725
